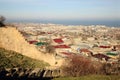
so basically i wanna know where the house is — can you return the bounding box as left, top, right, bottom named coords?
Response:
left=106, top=51, right=119, bottom=59
left=71, top=45, right=80, bottom=53
left=90, top=53, right=111, bottom=61
left=35, top=42, right=47, bottom=46
left=53, top=45, right=70, bottom=48
left=73, top=37, right=82, bottom=44
left=114, top=45, right=120, bottom=50
left=58, top=52, right=73, bottom=58
left=26, top=35, right=37, bottom=41
left=37, top=35, right=49, bottom=42
left=62, top=37, right=72, bottom=45
left=53, top=44, right=71, bottom=53
left=79, top=48, right=92, bottom=56
left=99, top=45, right=111, bottom=48
left=28, top=40, right=38, bottom=44
left=53, top=38, right=64, bottom=44
left=87, top=37, right=95, bottom=41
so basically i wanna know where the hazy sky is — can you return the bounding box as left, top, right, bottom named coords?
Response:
left=0, top=0, right=120, bottom=21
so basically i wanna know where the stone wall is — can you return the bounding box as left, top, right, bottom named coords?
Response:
left=0, top=27, right=63, bottom=66
left=0, top=68, right=61, bottom=79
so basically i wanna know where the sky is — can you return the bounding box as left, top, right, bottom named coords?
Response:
left=0, top=0, right=120, bottom=26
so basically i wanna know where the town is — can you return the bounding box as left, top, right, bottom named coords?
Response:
left=0, top=22, right=120, bottom=79
left=13, top=23, right=120, bottom=65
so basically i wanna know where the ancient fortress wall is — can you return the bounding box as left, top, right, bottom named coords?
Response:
left=0, top=27, right=57, bottom=65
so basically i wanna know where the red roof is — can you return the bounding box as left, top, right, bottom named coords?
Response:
left=80, top=49, right=91, bottom=53
left=99, top=46, right=111, bottom=48
left=93, top=53, right=110, bottom=61
left=60, top=52, right=74, bottom=58
left=53, top=38, right=64, bottom=44
left=28, top=40, right=38, bottom=44
left=61, top=52, right=72, bottom=56
left=53, top=45, right=70, bottom=48
left=47, top=32, right=52, bottom=34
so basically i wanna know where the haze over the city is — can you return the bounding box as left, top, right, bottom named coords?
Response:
left=0, top=0, right=120, bottom=26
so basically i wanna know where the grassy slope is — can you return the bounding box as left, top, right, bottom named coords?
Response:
left=53, top=75, right=120, bottom=80
left=0, top=48, right=49, bottom=68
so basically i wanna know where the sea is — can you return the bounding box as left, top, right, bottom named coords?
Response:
left=7, top=19, right=120, bottom=27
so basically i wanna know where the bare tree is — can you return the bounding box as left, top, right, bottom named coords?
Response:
left=46, top=45, right=55, bottom=53
left=0, top=16, right=6, bottom=27
left=45, top=43, right=55, bottom=54
left=62, top=55, right=104, bottom=77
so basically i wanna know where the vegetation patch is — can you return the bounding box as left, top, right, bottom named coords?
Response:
left=62, top=55, right=104, bottom=77
left=53, top=75, right=120, bottom=80
left=0, top=48, right=49, bottom=68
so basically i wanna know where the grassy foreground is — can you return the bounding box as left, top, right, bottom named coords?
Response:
left=53, top=75, right=120, bottom=80
left=0, top=48, right=49, bottom=68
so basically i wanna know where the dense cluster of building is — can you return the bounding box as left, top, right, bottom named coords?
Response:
left=13, top=23, right=120, bottom=65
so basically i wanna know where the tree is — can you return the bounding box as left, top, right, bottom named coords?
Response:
left=116, top=34, right=120, bottom=40
left=45, top=43, right=55, bottom=54
left=0, top=16, right=6, bottom=27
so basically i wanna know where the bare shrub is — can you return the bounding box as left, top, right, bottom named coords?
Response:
left=45, top=43, right=55, bottom=54
left=62, top=55, right=104, bottom=77
left=0, top=16, right=6, bottom=27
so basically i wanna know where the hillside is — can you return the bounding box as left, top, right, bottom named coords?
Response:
left=0, top=27, right=60, bottom=66
left=0, top=48, right=49, bottom=68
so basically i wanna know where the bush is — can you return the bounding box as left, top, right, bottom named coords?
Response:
left=53, top=75, right=120, bottom=80
left=45, top=43, right=55, bottom=54
left=0, top=16, right=5, bottom=27
left=62, top=55, right=104, bottom=77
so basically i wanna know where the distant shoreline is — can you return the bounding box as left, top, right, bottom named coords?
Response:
left=6, top=19, right=120, bottom=27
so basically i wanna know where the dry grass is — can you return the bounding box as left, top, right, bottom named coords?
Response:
left=62, top=55, right=104, bottom=77
left=53, top=75, right=120, bottom=80
left=0, top=48, right=49, bottom=68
